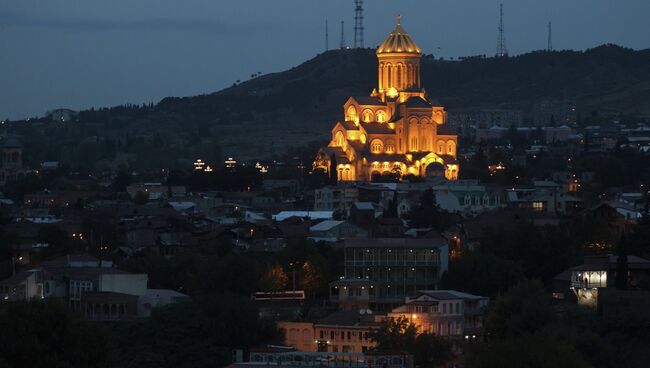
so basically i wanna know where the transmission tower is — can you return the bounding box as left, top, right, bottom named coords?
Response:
left=340, top=20, right=346, bottom=49
left=325, top=19, right=329, bottom=51
left=496, top=3, right=508, bottom=57
left=547, top=21, right=553, bottom=51
left=353, top=0, right=364, bottom=48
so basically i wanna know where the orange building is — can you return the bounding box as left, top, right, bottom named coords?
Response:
left=315, top=16, right=459, bottom=182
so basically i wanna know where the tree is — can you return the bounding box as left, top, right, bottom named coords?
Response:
left=259, top=264, right=288, bottom=292
left=370, top=317, right=452, bottom=367
left=301, top=255, right=328, bottom=298
left=465, top=334, right=589, bottom=368
left=110, top=294, right=282, bottom=368
left=616, top=234, right=629, bottom=290
left=0, top=301, right=109, bottom=368
left=133, top=190, right=149, bottom=205
left=370, top=316, right=417, bottom=352
left=413, top=333, right=453, bottom=368
left=329, top=154, right=338, bottom=185
left=440, top=252, right=524, bottom=298
left=486, top=279, right=554, bottom=339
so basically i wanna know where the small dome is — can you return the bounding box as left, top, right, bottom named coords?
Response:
left=377, top=15, right=422, bottom=55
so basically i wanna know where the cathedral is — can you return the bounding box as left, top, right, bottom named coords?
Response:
left=314, top=16, right=459, bottom=182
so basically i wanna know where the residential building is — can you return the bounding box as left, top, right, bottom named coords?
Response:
left=330, top=238, right=449, bottom=311
left=387, top=290, right=488, bottom=339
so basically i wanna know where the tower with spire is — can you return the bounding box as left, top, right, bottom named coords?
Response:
left=314, top=15, right=459, bottom=182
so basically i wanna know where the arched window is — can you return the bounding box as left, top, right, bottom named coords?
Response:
left=447, top=141, right=456, bottom=156
left=385, top=145, right=395, bottom=153
left=411, top=137, right=418, bottom=151
left=386, top=64, right=393, bottom=88
left=406, top=64, right=412, bottom=88
left=371, top=139, right=384, bottom=153
left=362, top=109, right=374, bottom=123
left=360, top=134, right=367, bottom=144
left=397, top=64, right=403, bottom=89
left=420, top=117, right=430, bottom=124
left=347, top=105, right=357, bottom=123
left=376, top=110, right=387, bottom=123
left=335, top=131, right=345, bottom=147
left=437, top=141, right=445, bottom=154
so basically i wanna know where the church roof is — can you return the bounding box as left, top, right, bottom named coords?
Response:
left=405, top=96, right=431, bottom=108
left=439, top=154, right=458, bottom=165
left=338, top=120, right=359, bottom=130
left=362, top=123, right=394, bottom=135
left=437, top=125, right=457, bottom=135
left=352, top=96, right=386, bottom=106
left=364, top=153, right=409, bottom=162
left=376, top=15, right=422, bottom=55
left=348, top=141, right=367, bottom=152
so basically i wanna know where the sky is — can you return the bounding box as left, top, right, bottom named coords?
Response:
left=1, top=0, right=649, bottom=120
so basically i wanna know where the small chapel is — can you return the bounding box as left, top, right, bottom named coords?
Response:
left=314, top=16, right=459, bottom=182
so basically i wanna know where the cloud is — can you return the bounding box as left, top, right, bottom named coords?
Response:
left=0, top=11, right=272, bottom=35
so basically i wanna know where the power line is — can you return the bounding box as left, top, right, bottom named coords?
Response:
left=496, top=3, right=508, bottom=57
left=353, top=0, right=364, bottom=48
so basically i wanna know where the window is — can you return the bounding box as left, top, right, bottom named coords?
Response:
left=347, top=105, right=358, bottom=122
left=371, top=139, right=383, bottom=153
left=447, top=141, right=456, bottom=155
left=376, top=110, right=387, bottom=123
left=533, top=202, right=544, bottom=211
left=442, top=304, right=447, bottom=314
left=335, top=131, right=345, bottom=147
left=362, top=109, right=374, bottom=123
left=385, top=144, right=395, bottom=153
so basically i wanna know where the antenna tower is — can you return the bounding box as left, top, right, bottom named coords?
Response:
left=340, top=20, right=346, bottom=49
left=547, top=21, right=553, bottom=51
left=353, top=0, right=364, bottom=48
left=325, top=19, right=329, bottom=51
left=496, top=3, right=508, bottom=57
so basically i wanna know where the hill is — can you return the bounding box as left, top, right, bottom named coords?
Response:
left=6, top=45, right=650, bottom=167
left=156, top=45, right=650, bottom=158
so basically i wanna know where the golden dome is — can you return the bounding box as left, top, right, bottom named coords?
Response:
left=376, top=15, right=422, bottom=55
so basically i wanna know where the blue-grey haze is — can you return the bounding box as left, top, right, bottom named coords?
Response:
left=1, top=0, right=648, bottom=119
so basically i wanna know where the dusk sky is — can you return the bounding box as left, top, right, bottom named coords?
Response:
left=1, top=0, right=648, bottom=120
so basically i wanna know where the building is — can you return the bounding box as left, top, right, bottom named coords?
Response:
left=314, top=16, right=459, bottom=182
left=330, top=238, right=449, bottom=311
left=0, top=136, right=23, bottom=185
left=314, top=185, right=359, bottom=213
left=566, top=254, right=650, bottom=306
left=432, top=180, right=503, bottom=215
left=0, top=270, right=43, bottom=301
left=387, top=290, right=488, bottom=339
left=278, top=310, right=380, bottom=354
left=229, top=348, right=413, bottom=368
left=309, top=220, right=368, bottom=241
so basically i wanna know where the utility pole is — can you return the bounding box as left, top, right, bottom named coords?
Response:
left=340, top=20, right=346, bottom=49
left=496, top=3, right=508, bottom=57
left=547, top=21, right=553, bottom=51
left=353, top=0, right=364, bottom=48
left=325, top=19, right=329, bottom=51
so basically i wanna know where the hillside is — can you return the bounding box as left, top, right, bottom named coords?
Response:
left=7, top=45, right=650, bottom=167
left=156, top=45, right=650, bottom=158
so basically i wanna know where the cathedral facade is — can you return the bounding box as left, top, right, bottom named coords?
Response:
left=314, top=16, right=459, bottom=182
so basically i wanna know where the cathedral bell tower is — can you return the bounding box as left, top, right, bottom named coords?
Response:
left=375, top=15, right=423, bottom=101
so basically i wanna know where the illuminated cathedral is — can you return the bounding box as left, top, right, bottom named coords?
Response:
left=314, top=16, right=459, bottom=182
